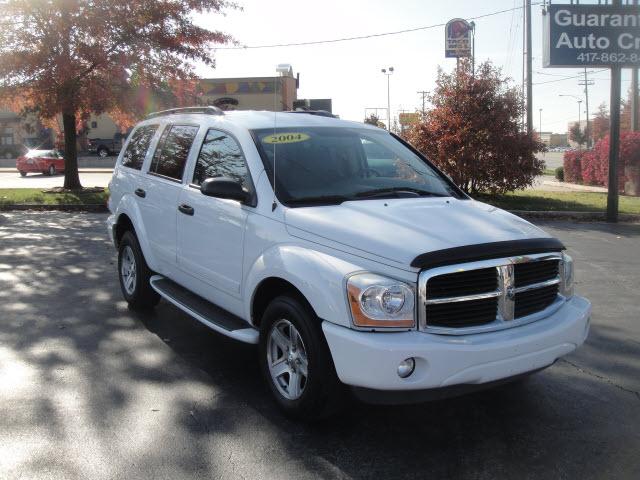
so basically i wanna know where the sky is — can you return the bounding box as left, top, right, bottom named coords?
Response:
left=196, top=0, right=636, bottom=133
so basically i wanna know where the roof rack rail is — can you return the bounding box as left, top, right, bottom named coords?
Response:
left=146, top=106, right=224, bottom=119
left=287, top=110, right=337, bottom=118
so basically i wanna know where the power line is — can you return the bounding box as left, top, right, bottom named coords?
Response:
left=214, top=3, right=544, bottom=50
left=533, top=69, right=608, bottom=86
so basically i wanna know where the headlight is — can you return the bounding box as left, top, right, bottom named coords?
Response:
left=346, top=273, right=415, bottom=329
left=560, top=252, right=574, bottom=298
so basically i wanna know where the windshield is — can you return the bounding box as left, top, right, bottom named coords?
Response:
left=252, top=127, right=461, bottom=206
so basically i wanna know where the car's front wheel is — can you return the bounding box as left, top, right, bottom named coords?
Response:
left=259, top=295, right=344, bottom=420
left=97, top=147, right=109, bottom=158
left=117, top=231, right=160, bottom=310
left=19, top=171, right=27, bottom=177
left=48, top=164, right=56, bottom=176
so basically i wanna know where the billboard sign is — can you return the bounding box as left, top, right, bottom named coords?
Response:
left=543, top=4, right=640, bottom=67
left=445, top=19, right=472, bottom=58
left=399, top=112, right=419, bottom=126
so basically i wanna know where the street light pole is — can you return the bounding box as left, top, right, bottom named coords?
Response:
left=381, top=67, right=394, bottom=131
left=539, top=108, right=542, bottom=134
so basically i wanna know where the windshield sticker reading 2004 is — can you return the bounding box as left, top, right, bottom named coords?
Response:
left=262, top=133, right=310, bottom=144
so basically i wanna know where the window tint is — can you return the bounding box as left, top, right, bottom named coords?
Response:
left=122, top=125, right=157, bottom=170
left=149, top=125, right=199, bottom=181
left=193, top=129, right=250, bottom=188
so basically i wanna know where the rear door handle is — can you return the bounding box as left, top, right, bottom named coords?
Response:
left=178, top=204, right=195, bottom=216
left=134, top=188, right=146, bottom=198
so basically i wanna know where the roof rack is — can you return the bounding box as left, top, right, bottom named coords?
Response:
left=286, top=110, right=337, bottom=118
left=146, top=106, right=224, bottom=119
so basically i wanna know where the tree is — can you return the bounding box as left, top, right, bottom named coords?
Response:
left=405, top=60, right=545, bottom=194
left=364, top=113, right=385, bottom=129
left=591, top=103, right=610, bottom=143
left=569, top=122, right=588, bottom=148
left=0, top=1, right=235, bottom=189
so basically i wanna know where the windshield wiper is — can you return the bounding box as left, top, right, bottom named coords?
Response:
left=354, top=187, right=448, bottom=199
left=286, top=195, right=350, bottom=206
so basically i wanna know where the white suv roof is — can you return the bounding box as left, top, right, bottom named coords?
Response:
left=138, top=108, right=381, bottom=132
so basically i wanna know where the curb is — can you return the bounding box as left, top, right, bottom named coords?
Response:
left=509, top=210, right=640, bottom=222
left=0, top=204, right=108, bottom=212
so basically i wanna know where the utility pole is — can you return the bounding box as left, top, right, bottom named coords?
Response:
left=632, top=0, right=639, bottom=132
left=525, top=0, right=533, bottom=134
left=607, top=0, right=622, bottom=223
left=579, top=69, right=595, bottom=147
left=417, top=91, right=429, bottom=115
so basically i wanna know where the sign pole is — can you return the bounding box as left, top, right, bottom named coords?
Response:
left=525, top=0, right=533, bottom=134
left=606, top=2, right=623, bottom=222
left=633, top=0, right=639, bottom=132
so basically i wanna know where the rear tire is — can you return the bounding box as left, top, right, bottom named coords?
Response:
left=98, top=147, right=109, bottom=158
left=118, top=231, right=160, bottom=310
left=19, top=171, right=27, bottom=177
left=259, top=295, right=344, bottom=420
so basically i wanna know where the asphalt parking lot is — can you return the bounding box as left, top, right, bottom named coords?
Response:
left=1, top=212, right=638, bottom=480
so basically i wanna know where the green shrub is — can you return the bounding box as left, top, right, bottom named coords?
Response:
left=555, top=166, right=564, bottom=182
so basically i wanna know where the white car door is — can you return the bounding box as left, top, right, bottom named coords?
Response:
left=177, top=128, right=254, bottom=296
left=139, top=124, right=200, bottom=274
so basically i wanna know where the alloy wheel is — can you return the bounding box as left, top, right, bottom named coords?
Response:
left=120, top=246, right=137, bottom=295
left=267, top=319, right=309, bottom=400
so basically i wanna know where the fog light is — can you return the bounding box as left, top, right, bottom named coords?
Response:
left=397, top=358, right=415, bottom=378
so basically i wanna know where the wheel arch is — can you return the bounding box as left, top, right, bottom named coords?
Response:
left=244, top=245, right=360, bottom=330
left=112, top=198, right=159, bottom=271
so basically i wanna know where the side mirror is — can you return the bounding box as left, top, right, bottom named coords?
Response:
left=200, top=177, right=249, bottom=202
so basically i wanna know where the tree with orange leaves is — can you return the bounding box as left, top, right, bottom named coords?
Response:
left=0, top=1, right=235, bottom=189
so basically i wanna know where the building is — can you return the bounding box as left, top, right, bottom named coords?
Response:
left=201, top=65, right=299, bottom=112
left=539, top=131, right=568, bottom=147
left=1, top=66, right=329, bottom=156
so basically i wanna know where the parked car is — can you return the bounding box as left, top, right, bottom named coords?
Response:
left=107, top=107, right=591, bottom=419
left=16, top=149, right=65, bottom=176
left=88, top=137, right=123, bottom=157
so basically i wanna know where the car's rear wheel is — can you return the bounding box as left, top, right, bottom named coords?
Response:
left=118, top=231, right=160, bottom=310
left=19, top=171, right=27, bottom=177
left=48, top=164, right=56, bottom=176
left=259, top=295, right=344, bottom=420
left=97, top=147, right=109, bottom=158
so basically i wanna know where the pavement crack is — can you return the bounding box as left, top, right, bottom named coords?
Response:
left=560, top=358, right=640, bottom=402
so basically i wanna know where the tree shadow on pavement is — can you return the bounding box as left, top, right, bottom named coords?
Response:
left=1, top=213, right=638, bottom=480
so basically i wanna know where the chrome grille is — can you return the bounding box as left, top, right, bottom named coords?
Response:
left=418, top=253, right=565, bottom=335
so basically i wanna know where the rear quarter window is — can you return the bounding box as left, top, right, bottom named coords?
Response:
left=121, top=125, right=158, bottom=170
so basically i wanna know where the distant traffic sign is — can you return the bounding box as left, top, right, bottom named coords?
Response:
left=543, top=4, right=640, bottom=67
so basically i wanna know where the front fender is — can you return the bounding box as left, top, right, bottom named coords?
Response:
left=114, top=195, right=159, bottom=271
left=244, top=245, right=363, bottom=328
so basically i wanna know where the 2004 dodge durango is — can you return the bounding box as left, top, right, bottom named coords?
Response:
left=107, top=106, right=591, bottom=419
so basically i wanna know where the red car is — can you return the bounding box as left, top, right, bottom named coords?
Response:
left=16, top=150, right=65, bottom=177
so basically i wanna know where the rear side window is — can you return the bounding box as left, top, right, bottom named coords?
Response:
left=192, top=129, right=251, bottom=188
left=121, top=125, right=157, bottom=170
left=149, top=125, right=199, bottom=181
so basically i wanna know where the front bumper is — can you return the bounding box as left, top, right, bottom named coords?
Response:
left=322, top=295, right=591, bottom=393
left=106, top=213, right=117, bottom=246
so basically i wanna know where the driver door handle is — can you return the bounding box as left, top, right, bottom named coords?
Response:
left=178, top=204, right=195, bottom=216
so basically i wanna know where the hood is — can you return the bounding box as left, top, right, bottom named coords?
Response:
left=284, top=198, right=550, bottom=268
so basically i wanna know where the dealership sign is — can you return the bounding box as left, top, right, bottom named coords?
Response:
left=543, top=4, right=640, bottom=67
left=445, top=19, right=472, bottom=58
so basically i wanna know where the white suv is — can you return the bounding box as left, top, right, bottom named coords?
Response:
left=107, top=106, right=591, bottom=419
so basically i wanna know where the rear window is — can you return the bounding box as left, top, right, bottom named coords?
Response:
left=149, top=125, right=199, bottom=181
left=121, top=125, right=158, bottom=170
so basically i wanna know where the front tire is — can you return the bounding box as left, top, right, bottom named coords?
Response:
left=118, top=231, right=160, bottom=310
left=98, top=147, right=109, bottom=158
left=259, top=295, right=344, bottom=420
left=48, top=164, right=56, bottom=176
left=19, top=171, right=27, bottom=177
